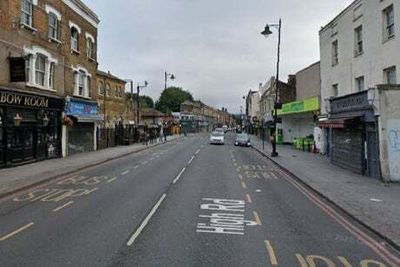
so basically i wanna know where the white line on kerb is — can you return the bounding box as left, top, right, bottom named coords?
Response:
left=127, top=193, right=167, bottom=246
left=121, top=170, right=130, bottom=176
left=173, top=167, right=186, bottom=184
left=188, top=155, right=195, bottom=165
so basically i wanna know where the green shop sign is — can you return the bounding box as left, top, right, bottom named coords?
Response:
left=277, top=96, right=320, bottom=115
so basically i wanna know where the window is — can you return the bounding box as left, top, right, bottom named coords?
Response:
left=48, top=13, right=58, bottom=40
left=354, top=26, right=363, bottom=55
left=73, top=69, right=91, bottom=97
left=49, top=62, right=55, bottom=89
left=106, top=83, right=111, bottom=97
left=384, top=66, right=397, bottom=84
left=35, top=54, right=46, bottom=86
left=383, top=5, right=395, bottom=40
left=332, top=84, right=339, bottom=97
left=332, top=40, right=338, bottom=66
left=71, top=27, right=79, bottom=51
left=87, top=77, right=91, bottom=98
left=21, top=0, right=33, bottom=27
left=25, top=56, right=30, bottom=82
left=355, top=76, right=364, bottom=91
left=87, top=39, right=94, bottom=59
left=98, top=82, right=104, bottom=95
left=78, top=71, right=85, bottom=96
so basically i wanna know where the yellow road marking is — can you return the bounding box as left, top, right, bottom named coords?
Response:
left=338, top=256, right=353, bottom=267
left=246, top=194, right=253, bottom=203
left=0, top=222, right=34, bottom=241
left=296, top=254, right=308, bottom=267
left=253, top=211, right=262, bottom=225
left=241, top=181, right=247, bottom=189
left=264, top=240, right=278, bottom=266
left=107, top=177, right=118, bottom=183
left=52, top=201, right=74, bottom=212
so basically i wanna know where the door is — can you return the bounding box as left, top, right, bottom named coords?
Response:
left=7, top=125, right=35, bottom=165
left=366, top=123, right=381, bottom=179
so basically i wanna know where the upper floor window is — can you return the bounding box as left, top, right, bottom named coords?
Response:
left=24, top=46, right=58, bottom=91
left=35, top=54, right=46, bottom=86
left=354, top=26, right=363, bottom=56
left=73, top=68, right=91, bottom=98
left=86, top=33, right=95, bottom=60
left=383, top=5, right=395, bottom=40
left=98, top=81, right=104, bottom=95
left=384, top=66, right=397, bottom=84
left=332, top=84, right=339, bottom=97
left=355, top=76, right=365, bottom=91
left=71, top=27, right=79, bottom=51
left=48, top=13, right=58, bottom=40
left=21, top=0, right=33, bottom=27
left=332, top=40, right=338, bottom=66
left=106, top=83, right=111, bottom=97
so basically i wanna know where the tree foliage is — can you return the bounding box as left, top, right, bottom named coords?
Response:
left=155, top=87, right=194, bottom=114
left=126, top=93, right=154, bottom=109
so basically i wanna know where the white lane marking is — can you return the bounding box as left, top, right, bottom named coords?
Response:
left=107, top=177, right=118, bottom=183
left=188, top=155, right=195, bottom=165
left=0, top=222, right=34, bottom=241
left=370, top=198, right=383, bottom=202
left=52, top=201, right=74, bottom=212
left=173, top=168, right=186, bottom=184
left=195, top=149, right=201, bottom=155
left=142, top=161, right=149, bottom=165
left=127, top=194, right=167, bottom=246
left=134, top=165, right=140, bottom=169
left=121, top=170, right=130, bottom=176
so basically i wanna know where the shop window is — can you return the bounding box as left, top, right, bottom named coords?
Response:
left=35, top=54, right=46, bottom=86
left=21, top=0, right=33, bottom=27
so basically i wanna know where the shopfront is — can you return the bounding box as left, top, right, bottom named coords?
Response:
left=0, top=88, right=64, bottom=168
left=319, top=91, right=380, bottom=179
left=64, top=98, right=101, bottom=156
left=277, top=96, right=320, bottom=146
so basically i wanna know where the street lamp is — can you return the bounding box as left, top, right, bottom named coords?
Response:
left=164, top=71, right=175, bottom=90
left=261, top=18, right=282, bottom=157
left=137, top=81, right=148, bottom=125
left=124, top=78, right=135, bottom=122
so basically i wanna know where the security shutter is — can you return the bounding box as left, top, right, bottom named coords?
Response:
left=67, top=123, right=94, bottom=156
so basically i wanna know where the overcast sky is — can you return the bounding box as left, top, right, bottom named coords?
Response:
left=83, top=0, right=353, bottom=113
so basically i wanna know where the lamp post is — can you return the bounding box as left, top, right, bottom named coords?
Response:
left=261, top=18, right=282, bottom=157
left=164, top=71, right=175, bottom=90
left=137, top=81, right=148, bottom=125
left=124, top=78, right=135, bottom=122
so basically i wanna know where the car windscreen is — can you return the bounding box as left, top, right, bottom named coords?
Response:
left=236, top=134, right=249, bottom=140
left=211, top=132, right=224, bottom=137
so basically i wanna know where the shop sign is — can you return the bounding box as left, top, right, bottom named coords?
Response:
left=0, top=89, right=62, bottom=110
left=65, top=99, right=97, bottom=116
left=330, top=90, right=369, bottom=114
left=9, top=57, right=26, bottom=82
left=277, top=96, right=320, bottom=115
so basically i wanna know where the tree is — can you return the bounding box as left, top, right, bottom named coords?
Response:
left=155, top=87, right=194, bottom=114
left=126, top=93, right=154, bottom=109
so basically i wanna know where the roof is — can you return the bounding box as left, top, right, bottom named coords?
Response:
left=97, top=70, right=126, bottom=84
left=141, top=108, right=165, bottom=117
left=319, top=0, right=361, bottom=33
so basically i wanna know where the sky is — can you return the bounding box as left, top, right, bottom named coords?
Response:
left=83, top=0, right=353, bottom=114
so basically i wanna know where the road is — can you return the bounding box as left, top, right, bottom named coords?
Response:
left=0, top=133, right=399, bottom=266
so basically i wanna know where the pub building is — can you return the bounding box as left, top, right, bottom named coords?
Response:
left=0, top=88, right=64, bottom=168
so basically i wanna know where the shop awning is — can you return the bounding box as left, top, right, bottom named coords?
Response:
left=318, top=116, right=361, bottom=129
left=69, top=115, right=103, bottom=123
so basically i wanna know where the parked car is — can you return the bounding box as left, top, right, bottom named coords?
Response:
left=210, top=131, right=225, bottom=145
left=234, top=133, right=251, bottom=147
left=214, top=128, right=225, bottom=134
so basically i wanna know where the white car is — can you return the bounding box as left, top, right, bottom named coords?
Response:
left=210, top=131, right=224, bottom=145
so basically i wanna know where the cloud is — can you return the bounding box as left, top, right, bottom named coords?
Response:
left=84, top=0, right=353, bottom=113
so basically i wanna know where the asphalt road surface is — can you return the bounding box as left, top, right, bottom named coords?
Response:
left=0, top=133, right=399, bottom=267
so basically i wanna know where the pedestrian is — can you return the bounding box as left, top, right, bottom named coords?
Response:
left=159, top=125, right=163, bottom=142
left=163, top=124, right=167, bottom=141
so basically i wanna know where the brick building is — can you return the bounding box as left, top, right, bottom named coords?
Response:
left=0, top=0, right=100, bottom=166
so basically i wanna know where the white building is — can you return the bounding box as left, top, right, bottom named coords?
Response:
left=319, top=0, right=400, bottom=181
left=320, top=0, right=399, bottom=110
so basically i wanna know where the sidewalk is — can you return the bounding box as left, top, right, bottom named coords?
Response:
left=250, top=134, right=400, bottom=249
left=0, top=135, right=181, bottom=199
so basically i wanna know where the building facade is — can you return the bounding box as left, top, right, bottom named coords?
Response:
left=319, top=0, right=400, bottom=180
left=0, top=0, right=100, bottom=165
